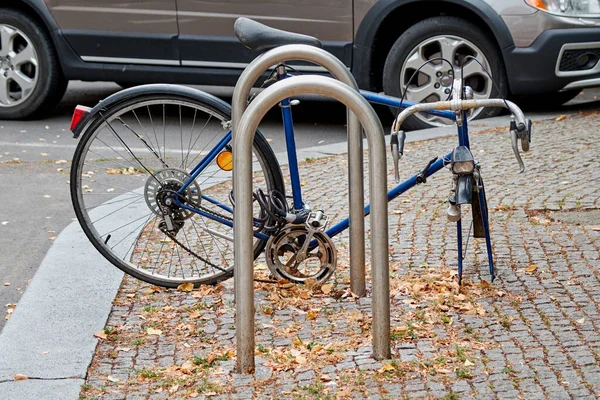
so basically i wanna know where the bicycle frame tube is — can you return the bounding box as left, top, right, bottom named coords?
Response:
left=360, top=90, right=457, bottom=121
left=324, top=152, right=452, bottom=238
left=178, top=130, right=232, bottom=193
left=173, top=197, right=270, bottom=241
left=279, top=71, right=304, bottom=210
left=458, top=111, right=470, bottom=148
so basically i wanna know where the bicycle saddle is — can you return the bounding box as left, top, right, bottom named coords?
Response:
left=234, top=17, right=322, bottom=53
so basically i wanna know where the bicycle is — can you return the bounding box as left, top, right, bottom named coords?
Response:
left=69, top=18, right=531, bottom=288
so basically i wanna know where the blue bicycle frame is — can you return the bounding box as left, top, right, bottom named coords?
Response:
left=174, top=70, right=495, bottom=281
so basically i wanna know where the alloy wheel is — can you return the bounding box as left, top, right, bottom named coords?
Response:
left=400, top=35, right=493, bottom=127
left=0, top=24, right=39, bottom=107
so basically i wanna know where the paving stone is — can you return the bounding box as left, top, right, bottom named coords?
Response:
left=80, top=113, right=600, bottom=399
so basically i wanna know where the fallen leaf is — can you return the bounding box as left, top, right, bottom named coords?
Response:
left=259, top=304, right=273, bottom=315
left=555, top=115, right=567, bottom=121
left=307, top=309, right=319, bottom=320
left=179, top=360, right=195, bottom=374
left=525, top=265, right=538, bottom=274
left=14, top=374, right=28, bottom=381
left=576, top=318, right=585, bottom=324
left=94, top=331, right=108, bottom=340
left=591, top=227, right=600, bottom=232
left=177, top=282, right=194, bottom=292
left=147, top=328, right=162, bottom=336
left=143, top=286, right=163, bottom=295
left=379, top=363, right=396, bottom=373
left=464, top=360, right=475, bottom=367
left=320, top=374, right=332, bottom=382
left=321, top=283, right=333, bottom=295
left=295, top=354, right=307, bottom=364
left=310, top=344, right=323, bottom=354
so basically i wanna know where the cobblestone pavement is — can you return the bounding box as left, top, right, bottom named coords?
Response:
left=81, top=111, right=600, bottom=399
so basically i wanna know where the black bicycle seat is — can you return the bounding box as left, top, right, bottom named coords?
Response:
left=234, top=17, right=322, bottom=53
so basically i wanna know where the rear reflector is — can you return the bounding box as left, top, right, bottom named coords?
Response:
left=70, top=105, right=92, bottom=133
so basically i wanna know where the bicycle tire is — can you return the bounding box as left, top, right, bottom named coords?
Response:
left=70, top=86, right=284, bottom=287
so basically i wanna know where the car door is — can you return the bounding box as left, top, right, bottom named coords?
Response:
left=176, top=0, right=353, bottom=70
left=46, top=0, right=180, bottom=66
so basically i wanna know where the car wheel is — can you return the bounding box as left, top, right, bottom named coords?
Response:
left=0, top=9, right=67, bottom=119
left=514, top=89, right=580, bottom=110
left=383, top=16, right=508, bottom=130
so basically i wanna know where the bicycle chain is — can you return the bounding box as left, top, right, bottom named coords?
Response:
left=160, top=227, right=231, bottom=275
left=161, top=195, right=277, bottom=284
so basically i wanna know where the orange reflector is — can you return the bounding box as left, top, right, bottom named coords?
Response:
left=217, top=151, right=233, bottom=171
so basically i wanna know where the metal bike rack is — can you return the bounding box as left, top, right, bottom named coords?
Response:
left=231, top=44, right=367, bottom=297
left=233, top=75, right=391, bottom=373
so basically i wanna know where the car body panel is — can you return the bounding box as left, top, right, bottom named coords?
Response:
left=45, top=0, right=180, bottom=64
left=176, top=0, right=353, bottom=67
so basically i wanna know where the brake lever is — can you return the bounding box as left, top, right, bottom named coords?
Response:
left=390, top=130, right=406, bottom=183
left=520, top=119, right=532, bottom=153
left=510, top=116, right=525, bottom=173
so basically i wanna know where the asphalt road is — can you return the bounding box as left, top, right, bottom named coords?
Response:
left=0, top=81, right=598, bottom=331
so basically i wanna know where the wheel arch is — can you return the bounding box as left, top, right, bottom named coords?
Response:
left=0, top=1, right=60, bottom=38
left=72, top=84, right=233, bottom=138
left=353, top=0, right=514, bottom=92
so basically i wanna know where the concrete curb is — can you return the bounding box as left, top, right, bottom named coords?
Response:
left=0, top=221, right=123, bottom=399
left=0, top=109, right=564, bottom=399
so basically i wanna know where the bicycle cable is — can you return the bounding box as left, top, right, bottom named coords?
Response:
left=460, top=55, right=509, bottom=109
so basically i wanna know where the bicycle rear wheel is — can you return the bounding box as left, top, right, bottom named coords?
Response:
left=70, top=87, right=284, bottom=287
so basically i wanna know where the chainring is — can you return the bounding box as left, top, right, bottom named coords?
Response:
left=265, top=224, right=336, bottom=284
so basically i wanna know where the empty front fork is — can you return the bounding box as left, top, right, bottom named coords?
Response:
left=452, top=171, right=495, bottom=284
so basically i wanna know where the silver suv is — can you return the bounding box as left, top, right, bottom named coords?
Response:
left=2, top=0, right=600, bottom=128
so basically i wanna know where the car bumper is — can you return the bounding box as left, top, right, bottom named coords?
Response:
left=504, top=28, right=600, bottom=94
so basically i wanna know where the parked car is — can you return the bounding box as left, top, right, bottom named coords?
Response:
left=2, top=0, right=600, bottom=129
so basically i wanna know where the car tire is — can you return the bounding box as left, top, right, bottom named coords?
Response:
left=514, top=89, right=580, bottom=110
left=0, top=9, right=67, bottom=119
left=383, top=16, right=508, bottom=131
left=115, top=82, right=139, bottom=89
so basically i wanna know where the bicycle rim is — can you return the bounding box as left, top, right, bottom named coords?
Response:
left=71, top=95, right=279, bottom=287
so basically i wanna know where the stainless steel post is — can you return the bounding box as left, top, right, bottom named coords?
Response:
left=231, top=44, right=366, bottom=298
left=233, top=75, right=390, bottom=373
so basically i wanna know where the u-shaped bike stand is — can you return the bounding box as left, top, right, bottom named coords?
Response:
left=231, top=44, right=367, bottom=298
left=233, top=75, right=391, bottom=374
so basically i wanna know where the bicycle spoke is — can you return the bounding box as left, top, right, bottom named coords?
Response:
left=73, top=96, right=280, bottom=287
